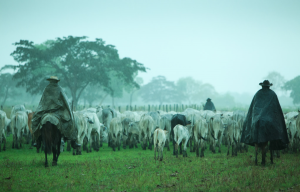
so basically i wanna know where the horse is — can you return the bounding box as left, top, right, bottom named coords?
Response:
left=36, top=121, right=62, bottom=167
left=255, top=142, right=274, bottom=166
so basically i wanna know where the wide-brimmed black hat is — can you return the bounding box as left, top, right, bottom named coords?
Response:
left=207, top=98, right=211, bottom=101
left=259, top=80, right=273, bottom=87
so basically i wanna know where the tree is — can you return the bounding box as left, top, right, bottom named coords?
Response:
left=2, top=36, right=146, bottom=108
left=282, top=75, right=300, bottom=105
left=125, top=76, right=143, bottom=107
left=265, top=71, right=286, bottom=95
left=176, top=77, right=217, bottom=104
left=140, top=76, right=178, bottom=105
left=0, top=73, right=18, bottom=106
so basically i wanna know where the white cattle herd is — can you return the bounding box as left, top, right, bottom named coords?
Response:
left=1, top=105, right=300, bottom=161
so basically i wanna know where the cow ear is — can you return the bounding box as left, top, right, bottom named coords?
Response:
left=294, top=115, right=298, bottom=119
left=157, top=111, right=160, bottom=114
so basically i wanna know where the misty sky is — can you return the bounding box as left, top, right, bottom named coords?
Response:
left=1, top=0, right=300, bottom=95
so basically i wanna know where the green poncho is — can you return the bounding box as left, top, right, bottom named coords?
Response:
left=32, top=82, right=75, bottom=140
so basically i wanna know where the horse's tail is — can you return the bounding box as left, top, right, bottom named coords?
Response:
left=42, top=121, right=53, bottom=155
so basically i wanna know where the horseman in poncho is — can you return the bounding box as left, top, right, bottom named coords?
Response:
left=32, top=76, right=75, bottom=146
left=203, top=98, right=216, bottom=112
left=241, top=80, right=289, bottom=150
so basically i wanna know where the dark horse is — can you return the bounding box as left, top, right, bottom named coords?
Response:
left=255, top=142, right=274, bottom=166
left=36, top=121, right=61, bottom=167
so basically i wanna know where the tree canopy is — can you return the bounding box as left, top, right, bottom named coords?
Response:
left=283, top=75, right=300, bottom=105
left=2, top=36, right=147, bottom=107
left=140, top=76, right=179, bottom=105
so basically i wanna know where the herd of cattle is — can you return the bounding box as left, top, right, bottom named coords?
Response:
left=0, top=105, right=300, bottom=161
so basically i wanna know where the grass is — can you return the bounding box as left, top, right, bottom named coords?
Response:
left=1, top=135, right=300, bottom=192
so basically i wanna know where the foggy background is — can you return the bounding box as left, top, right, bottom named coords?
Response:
left=1, top=0, right=299, bottom=109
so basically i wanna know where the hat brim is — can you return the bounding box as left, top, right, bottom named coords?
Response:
left=47, top=78, right=60, bottom=81
left=259, top=83, right=272, bottom=86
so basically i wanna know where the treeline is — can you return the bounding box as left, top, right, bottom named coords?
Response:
left=1, top=36, right=300, bottom=108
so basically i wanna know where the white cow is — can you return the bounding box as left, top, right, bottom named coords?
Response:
left=10, top=105, right=26, bottom=118
left=148, top=111, right=160, bottom=129
left=209, top=114, right=224, bottom=153
left=173, top=124, right=190, bottom=157
left=128, top=121, right=140, bottom=148
left=223, top=119, right=240, bottom=156
left=83, top=112, right=106, bottom=152
left=10, top=111, right=29, bottom=149
left=285, top=112, right=299, bottom=152
left=109, top=117, right=123, bottom=151
left=194, top=117, right=208, bottom=157
left=73, top=112, right=89, bottom=155
left=0, top=110, right=9, bottom=152
left=153, top=128, right=168, bottom=161
left=139, top=114, right=155, bottom=150
left=159, top=114, right=172, bottom=151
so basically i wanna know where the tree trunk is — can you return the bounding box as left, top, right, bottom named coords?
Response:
left=99, top=93, right=109, bottom=105
left=1, top=86, right=9, bottom=106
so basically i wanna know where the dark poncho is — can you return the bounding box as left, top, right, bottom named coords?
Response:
left=241, top=88, right=289, bottom=150
left=203, top=100, right=216, bottom=111
left=32, top=82, right=74, bottom=140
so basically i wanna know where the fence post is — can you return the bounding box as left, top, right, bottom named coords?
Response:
left=118, top=106, right=121, bottom=112
left=148, top=105, right=150, bottom=112
left=135, top=105, right=136, bottom=111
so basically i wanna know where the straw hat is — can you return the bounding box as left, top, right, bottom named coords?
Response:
left=46, top=76, right=60, bottom=82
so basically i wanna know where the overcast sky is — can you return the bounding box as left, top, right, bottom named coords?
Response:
left=1, top=0, right=300, bottom=95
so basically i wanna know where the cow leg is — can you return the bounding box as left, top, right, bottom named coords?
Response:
left=15, top=135, right=20, bottom=149
left=200, top=146, right=204, bottom=157
left=166, top=140, right=170, bottom=151
left=154, top=144, right=157, bottom=160
left=67, top=140, right=71, bottom=151
left=173, top=138, right=176, bottom=156
left=189, top=138, right=193, bottom=152
left=255, top=144, right=258, bottom=165
left=12, top=136, right=14, bottom=149
left=227, top=142, right=230, bottom=156
left=175, top=143, right=179, bottom=158
left=89, top=140, right=92, bottom=153
left=232, top=144, right=234, bottom=156
left=3, top=137, right=6, bottom=151
left=196, top=142, right=200, bottom=157
left=179, top=142, right=183, bottom=155
left=73, top=148, right=76, bottom=155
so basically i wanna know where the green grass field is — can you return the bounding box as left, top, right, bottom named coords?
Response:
left=1, top=135, right=300, bottom=192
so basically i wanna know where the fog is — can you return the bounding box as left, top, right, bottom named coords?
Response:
left=1, top=0, right=299, bottom=109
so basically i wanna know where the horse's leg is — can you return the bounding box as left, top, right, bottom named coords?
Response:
left=44, top=142, right=48, bottom=167
left=270, top=149, right=274, bottom=164
left=52, top=145, right=57, bottom=166
left=255, top=144, right=258, bottom=165
left=261, top=145, right=266, bottom=166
